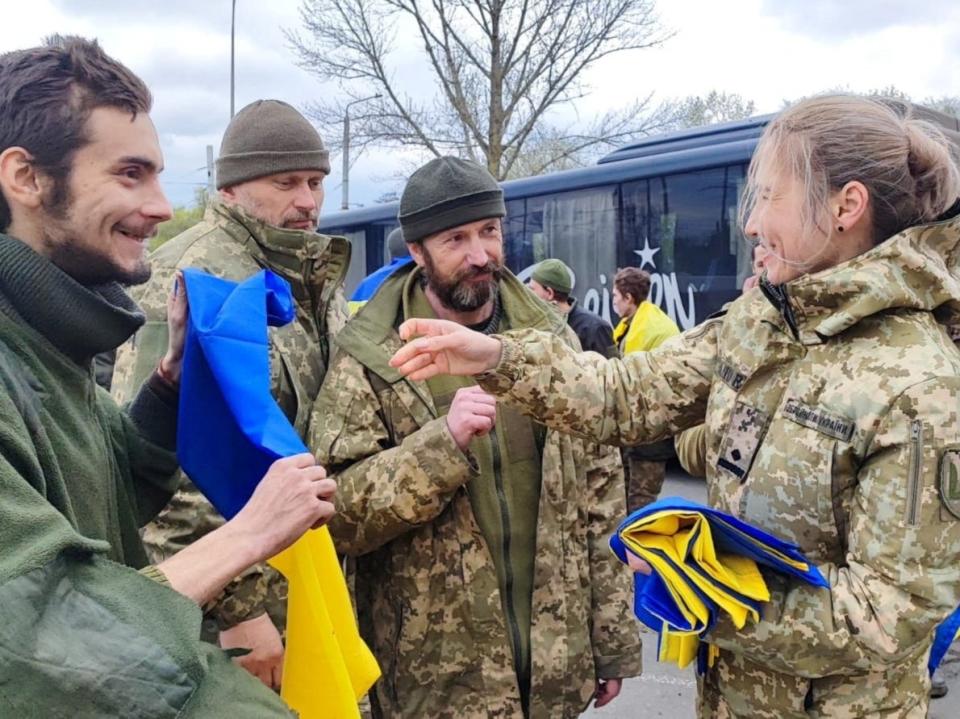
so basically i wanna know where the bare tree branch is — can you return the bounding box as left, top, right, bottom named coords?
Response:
left=286, top=0, right=674, bottom=179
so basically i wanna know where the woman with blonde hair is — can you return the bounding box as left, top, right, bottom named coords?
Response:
left=390, top=95, right=960, bottom=717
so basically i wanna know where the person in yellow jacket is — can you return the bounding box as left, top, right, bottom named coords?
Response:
left=612, top=267, right=680, bottom=354
left=612, top=267, right=680, bottom=510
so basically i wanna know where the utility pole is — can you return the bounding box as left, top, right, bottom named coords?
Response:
left=341, top=94, right=381, bottom=211
left=206, top=145, right=215, bottom=198
left=230, top=0, right=236, bottom=118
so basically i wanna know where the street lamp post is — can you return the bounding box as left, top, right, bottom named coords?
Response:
left=341, top=94, right=381, bottom=211
left=230, top=0, right=236, bottom=118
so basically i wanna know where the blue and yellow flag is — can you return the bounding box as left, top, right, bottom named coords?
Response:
left=177, top=268, right=379, bottom=717
left=610, top=497, right=828, bottom=671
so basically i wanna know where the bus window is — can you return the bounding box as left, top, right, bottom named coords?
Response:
left=621, top=165, right=747, bottom=328
left=340, top=230, right=367, bottom=296
left=503, top=199, right=528, bottom=272
left=521, top=186, right=619, bottom=325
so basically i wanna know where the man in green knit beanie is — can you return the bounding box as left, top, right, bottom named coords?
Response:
left=0, top=36, right=335, bottom=717
left=310, top=156, right=642, bottom=719
left=112, top=97, right=348, bottom=691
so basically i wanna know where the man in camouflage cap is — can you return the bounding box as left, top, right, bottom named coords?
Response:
left=112, top=99, right=350, bottom=690
left=309, top=156, right=641, bottom=718
left=528, top=257, right=617, bottom=358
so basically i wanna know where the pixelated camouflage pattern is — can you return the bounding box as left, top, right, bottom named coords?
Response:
left=112, top=200, right=349, bottom=631
left=675, top=423, right=709, bottom=479
left=309, top=265, right=641, bottom=719
left=478, top=216, right=960, bottom=717
left=622, top=453, right=666, bottom=512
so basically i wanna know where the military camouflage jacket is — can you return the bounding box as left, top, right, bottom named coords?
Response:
left=478, top=217, right=960, bottom=718
left=112, top=201, right=350, bottom=631
left=309, top=265, right=642, bottom=719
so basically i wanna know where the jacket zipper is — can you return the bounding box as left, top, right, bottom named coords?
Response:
left=759, top=277, right=800, bottom=339
left=906, top=419, right=923, bottom=526
left=490, top=429, right=523, bottom=672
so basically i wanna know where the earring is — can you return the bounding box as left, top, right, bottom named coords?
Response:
left=837, top=226, right=844, bottom=233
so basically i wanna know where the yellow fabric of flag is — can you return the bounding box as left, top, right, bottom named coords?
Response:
left=269, top=527, right=380, bottom=718
left=614, top=505, right=825, bottom=670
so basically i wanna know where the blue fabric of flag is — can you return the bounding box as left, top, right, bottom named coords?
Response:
left=350, top=257, right=414, bottom=302
left=610, top=496, right=829, bottom=635
left=177, top=268, right=307, bottom=519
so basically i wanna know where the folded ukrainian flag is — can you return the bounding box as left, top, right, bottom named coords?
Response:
left=177, top=268, right=380, bottom=718
left=610, top=497, right=828, bottom=670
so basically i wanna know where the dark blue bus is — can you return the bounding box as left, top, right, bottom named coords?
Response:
left=319, top=110, right=960, bottom=329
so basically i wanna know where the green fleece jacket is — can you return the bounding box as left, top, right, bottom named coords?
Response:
left=0, top=234, right=292, bottom=718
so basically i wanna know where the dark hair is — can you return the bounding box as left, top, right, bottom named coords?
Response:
left=551, top=288, right=571, bottom=303
left=0, top=35, right=152, bottom=230
left=614, top=267, right=651, bottom=304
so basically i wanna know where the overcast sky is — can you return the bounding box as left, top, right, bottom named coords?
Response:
left=2, top=0, right=958, bottom=215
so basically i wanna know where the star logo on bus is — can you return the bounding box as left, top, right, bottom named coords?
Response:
left=634, top=237, right=660, bottom=270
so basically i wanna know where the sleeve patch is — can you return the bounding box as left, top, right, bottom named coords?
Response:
left=938, top=450, right=960, bottom=520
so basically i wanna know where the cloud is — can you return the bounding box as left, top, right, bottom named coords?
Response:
left=3, top=0, right=958, bottom=211
left=759, top=0, right=960, bottom=39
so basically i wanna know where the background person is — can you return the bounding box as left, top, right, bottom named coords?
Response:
left=389, top=95, right=960, bottom=718
left=310, top=156, right=640, bottom=719
left=348, top=226, right=415, bottom=314
left=528, top=257, right=617, bottom=358
left=612, top=266, right=680, bottom=511
left=112, top=98, right=349, bottom=690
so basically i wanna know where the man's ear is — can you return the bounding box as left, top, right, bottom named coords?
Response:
left=0, top=147, right=46, bottom=211
left=408, top=240, right=425, bottom=268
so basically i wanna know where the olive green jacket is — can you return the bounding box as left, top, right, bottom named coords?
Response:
left=477, top=216, right=960, bottom=717
left=309, top=265, right=642, bottom=719
left=112, top=201, right=350, bottom=631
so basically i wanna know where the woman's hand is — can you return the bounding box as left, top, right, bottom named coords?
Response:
left=390, top=318, right=503, bottom=381
left=626, top=551, right=652, bottom=575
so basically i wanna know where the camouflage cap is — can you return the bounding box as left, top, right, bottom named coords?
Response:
left=531, top=258, right=574, bottom=294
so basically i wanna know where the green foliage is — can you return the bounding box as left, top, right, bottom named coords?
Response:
left=785, top=85, right=960, bottom=121
left=668, top=91, right=757, bottom=131
left=150, top=187, right=208, bottom=251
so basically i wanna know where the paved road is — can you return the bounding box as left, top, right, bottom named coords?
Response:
left=582, top=470, right=960, bottom=718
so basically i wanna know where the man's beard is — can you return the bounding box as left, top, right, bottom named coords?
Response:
left=42, top=178, right=152, bottom=287
left=48, top=238, right=152, bottom=287
left=421, top=248, right=502, bottom=312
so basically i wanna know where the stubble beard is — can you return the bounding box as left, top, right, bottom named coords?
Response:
left=42, top=179, right=153, bottom=287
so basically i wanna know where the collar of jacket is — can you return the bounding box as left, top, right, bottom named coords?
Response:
left=336, top=262, right=566, bottom=382
left=760, top=214, right=960, bottom=345
left=0, top=233, right=144, bottom=364
left=207, top=201, right=351, bottom=306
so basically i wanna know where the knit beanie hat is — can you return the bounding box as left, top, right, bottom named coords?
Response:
left=216, top=100, right=330, bottom=189
left=531, top=258, right=574, bottom=294
left=398, top=156, right=505, bottom=243
left=386, top=227, right=409, bottom=260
